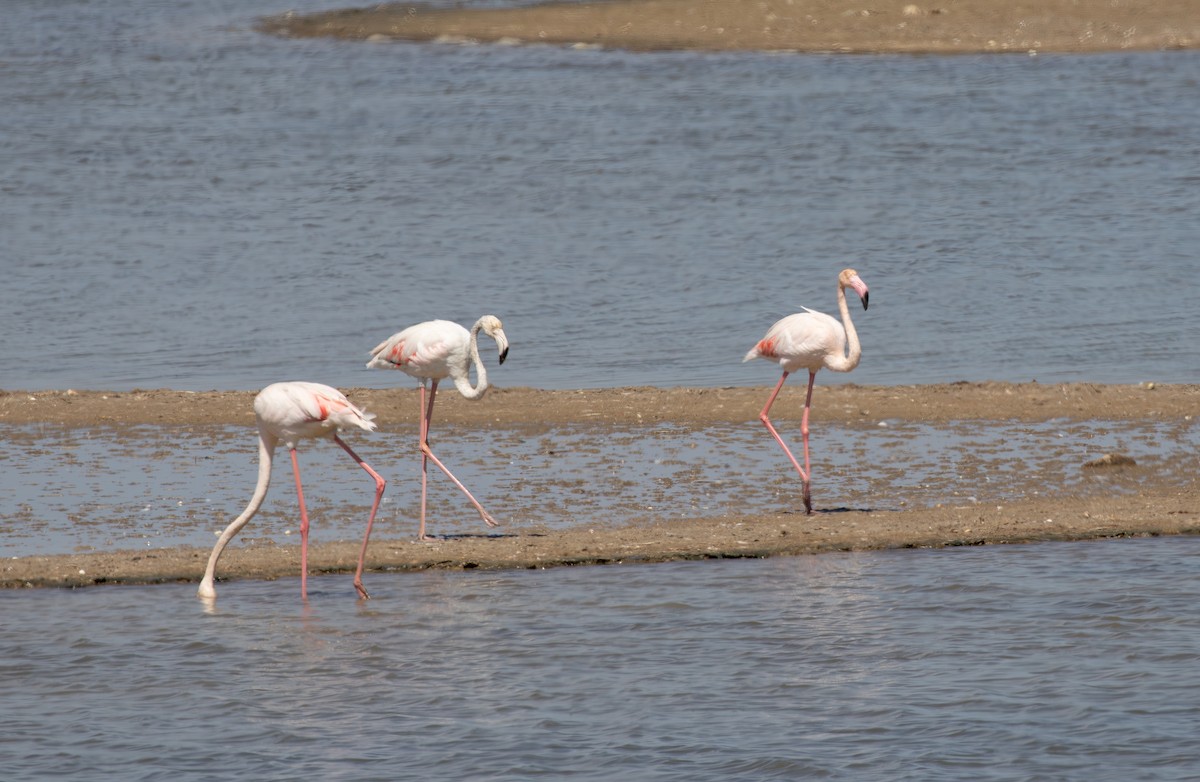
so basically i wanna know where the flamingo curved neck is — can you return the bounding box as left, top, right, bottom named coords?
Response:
left=825, top=284, right=862, bottom=373
left=451, top=322, right=490, bottom=400
left=199, top=432, right=276, bottom=596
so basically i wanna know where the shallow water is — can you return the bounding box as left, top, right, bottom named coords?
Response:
left=4, top=417, right=1195, bottom=557
left=5, top=3, right=1200, bottom=777
left=3, top=0, right=1199, bottom=393
left=4, top=537, right=1199, bottom=781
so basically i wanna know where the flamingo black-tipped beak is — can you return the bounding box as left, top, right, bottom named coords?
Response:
left=492, top=328, right=510, bottom=365
left=861, top=291, right=869, bottom=311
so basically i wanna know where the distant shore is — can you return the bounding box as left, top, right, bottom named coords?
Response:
left=2, top=383, right=1198, bottom=590
left=257, top=0, right=1200, bottom=54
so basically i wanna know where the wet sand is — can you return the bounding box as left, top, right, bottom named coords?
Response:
left=4, top=382, right=1199, bottom=427
left=3, top=383, right=1198, bottom=590
left=258, top=0, right=1200, bottom=54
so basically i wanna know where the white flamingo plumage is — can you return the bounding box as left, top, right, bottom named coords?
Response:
left=197, top=381, right=387, bottom=602
left=743, top=268, right=870, bottom=514
left=367, top=315, right=509, bottom=540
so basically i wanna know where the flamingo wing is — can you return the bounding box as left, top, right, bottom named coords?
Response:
left=747, top=309, right=846, bottom=372
left=366, top=320, right=468, bottom=379
left=299, top=382, right=376, bottom=432
left=259, top=382, right=376, bottom=436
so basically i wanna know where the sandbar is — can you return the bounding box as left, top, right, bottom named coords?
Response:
left=257, top=0, right=1200, bottom=54
left=3, top=383, right=1197, bottom=590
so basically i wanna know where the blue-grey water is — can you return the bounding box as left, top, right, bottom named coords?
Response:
left=3, top=0, right=1200, bottom=778
left=3, top=0, right=1199, bottom=392
left=4, top=538, right=1199, bottom=782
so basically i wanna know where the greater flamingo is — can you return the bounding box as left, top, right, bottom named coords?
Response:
left=366, top=315, right=509, bottom=540
left=197, top=382, right=387, bottom=602
left=743, top=268, right=870, bottom=514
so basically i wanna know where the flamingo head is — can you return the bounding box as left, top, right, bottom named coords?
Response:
left=477, top=315, right=509, bottom=364
left=840, top=268, right=869, bottom=311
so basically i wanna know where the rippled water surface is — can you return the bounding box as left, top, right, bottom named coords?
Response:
left=4, top=537, right=1199, bottom=781
left=3, top=0, right=1199, bottom=392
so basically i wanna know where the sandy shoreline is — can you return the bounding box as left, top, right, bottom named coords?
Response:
left=4, top=491, right=1199, bottom=591
left=3, top=383, right=1198, bottom=591
left=3, top=381, right=1197, bottom=428
left=257, top=0, right=1200, bottom=54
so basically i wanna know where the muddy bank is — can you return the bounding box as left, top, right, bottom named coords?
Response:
left=2, top=382, right=1197, bottom=428
left=257, top=0, right=1200, bottom=54
left=4, top=489, right=1198, bottom=591
left=2, top=383, right=1197, bottom=591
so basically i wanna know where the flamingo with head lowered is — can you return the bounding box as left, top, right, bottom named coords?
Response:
left=743, top=268, right=870, bottom=514
left=367, top=315, right=509, bottom=541
left=198, top=381, right=387, bottom=602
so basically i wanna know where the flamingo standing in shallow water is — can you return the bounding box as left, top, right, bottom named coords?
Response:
left=743, top=268, right=870, bottom=514
left=197, top=382, right=387, bottom=602
left=367, top=315, right=509, bottom=540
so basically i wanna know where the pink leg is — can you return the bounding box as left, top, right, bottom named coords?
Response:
left=289, top=447, right=311, bottom=599
left=335, top=434, right=386, bottom=600
left=757, top=371, right=815, bottom=514
left=419, top=380, right=499, bottom=539
left=418, top=382, right=436, bottom=540
left=799, top=371, right=817, bottom=514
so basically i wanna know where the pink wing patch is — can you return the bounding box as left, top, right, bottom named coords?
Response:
left=306, top=391, right=352, bottom=422
left=404, top=340, right=448, bottom=370
left=756, top=337, right=778, bottom=357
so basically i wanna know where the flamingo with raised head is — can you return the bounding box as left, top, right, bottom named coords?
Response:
left=367, top=316, right=509, bottom=540
left=197, top=381, right=387, bottom=602
left=743, top=268, right=870, bottom=514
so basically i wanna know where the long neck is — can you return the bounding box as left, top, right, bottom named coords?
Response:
left=199, top=432, right=275, bottom=592
left=826, top=283, right=862, bottom=373
left=451, top=322, right=489, bottom=400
